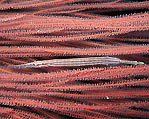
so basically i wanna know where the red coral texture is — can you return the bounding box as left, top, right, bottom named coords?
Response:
left=0, top=0, right=149, bottom=119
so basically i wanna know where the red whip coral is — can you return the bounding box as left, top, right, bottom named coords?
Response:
left=0, top=0, right=148, bottom=119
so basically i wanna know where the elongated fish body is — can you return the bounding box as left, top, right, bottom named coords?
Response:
left=12, top=57, right=144, bottom=68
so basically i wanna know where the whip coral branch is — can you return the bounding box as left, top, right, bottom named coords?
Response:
left=0, top=0, right=148, bottom=118
left=0, top=45, right=148, bottom=58
left=2, top=65, right=149, bottom=83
